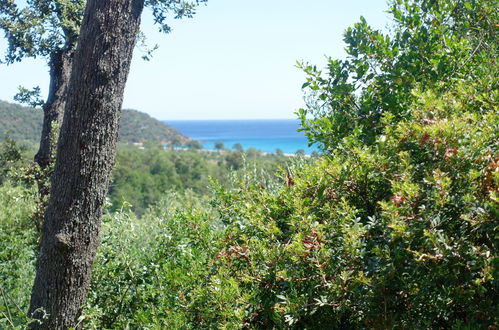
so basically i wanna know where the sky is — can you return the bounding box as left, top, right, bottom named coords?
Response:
left=0, top=1, right=390, bottom=120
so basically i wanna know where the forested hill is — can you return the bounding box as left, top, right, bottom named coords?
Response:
left=118, top=109, right=189, bottom=144
left=0, top=100, right=42, bottom=142
left=0, top=100, right=189, bottom=144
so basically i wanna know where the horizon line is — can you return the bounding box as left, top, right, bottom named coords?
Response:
left=161, top=118, right=300, bottom=121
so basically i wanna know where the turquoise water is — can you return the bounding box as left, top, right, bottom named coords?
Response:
left=163, top=119, right=319, bottom=154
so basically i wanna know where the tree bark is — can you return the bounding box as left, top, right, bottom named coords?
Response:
left=35, top=47, right=74, bottom=170
left=28, top=0, right=145, bottom=328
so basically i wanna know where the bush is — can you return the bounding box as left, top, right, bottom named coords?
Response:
left=83, top=192, right=220, bottom=328
left=298, top=0, right=497, bottom=150
left=0, top=183, right=37, bottom=328
left=198, top=86, right=498, bottom=328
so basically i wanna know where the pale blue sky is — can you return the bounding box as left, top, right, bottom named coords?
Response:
left=0, top=0, right=389, bottom=120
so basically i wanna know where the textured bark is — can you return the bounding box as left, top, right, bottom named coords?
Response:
left=28, top=0, right=145, bottom=328
left=35, top=47, right=74, bottom=170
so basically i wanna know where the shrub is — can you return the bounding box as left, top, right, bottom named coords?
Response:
left=199, top=86, right=498, bottom=328
left=83, top=192, right=220, bottom=328
left=0, top=183, right=37, bottom=328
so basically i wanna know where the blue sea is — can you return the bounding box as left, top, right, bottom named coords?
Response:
left=163, top=119, right=319, bottom=154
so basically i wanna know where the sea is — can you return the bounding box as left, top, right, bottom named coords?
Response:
left=163, top=119, right=319, bottom=155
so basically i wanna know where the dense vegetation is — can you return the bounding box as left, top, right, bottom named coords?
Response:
left=0, top=0, right=497, bottom=328
left=0, top=100, right=189, bottom=147
left=109, top=147, right=291, bottom=215
left=0, top=101, right=43, bottom=145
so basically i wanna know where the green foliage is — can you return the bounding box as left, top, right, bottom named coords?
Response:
left=0, top=100, right=43, bottom=147
left=109, top=149, right=219, bottom=215
left=0, top=143, right=292, bottom=328
left=0, top=136, right=26, bottom=184
left=185, top=140, right=203, bottom=150
left=189, top=1, right=498, bottom=327
left=232, top=142, right=244, bottom=152
left=203, top=86, right=498, bottom=328
left=145, top=0, right=208, bottom=34
left=0, top=134, right=56, bottom=230
left=0, top=0, right=207, bottom=64
left=224, top=150, right=244, bottom=170
left=1, top=94, right=495, bottom=327
left=295, top=148, right=305, bottom=156
left=13, top=86, right=44, bottom=109
left=214, top=141, right=225, bottom=150
left=83, top=192, right=219, bottom=328
left=0, top=0, right=84, bottom=64
left=0, top=183, right=37, bottom=328
left=109, top=147, right=291, bottom=215
left=298, top=0, right=498, bottom=150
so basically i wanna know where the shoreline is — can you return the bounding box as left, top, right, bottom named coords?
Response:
left=131, top=142, right=315, bottom=157
left=171, top=147, right=311, bottom=158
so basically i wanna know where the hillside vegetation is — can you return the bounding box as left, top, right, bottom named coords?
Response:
left=118, top=109, right=189, bottom=144
left=109, top=146, right=294, bottom=215
left=0, top=100, right=188, bottom=145
left=0, top=100, right=42, bottom=143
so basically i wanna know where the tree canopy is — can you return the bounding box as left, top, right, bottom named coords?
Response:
left=298, top=0, right=497, bottom=150
left=0, top=0, right=208, bottom=169
left=0, top=0, right=206, bottom=64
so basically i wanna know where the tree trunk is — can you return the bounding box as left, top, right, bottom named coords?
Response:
left=28, top=0, right=145, bottom=328
left=34, top=47, right=74, bottom=170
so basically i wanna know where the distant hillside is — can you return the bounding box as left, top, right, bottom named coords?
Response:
left=118, top=109, right=189, bottom=144
left=0, top=100, right=43, bottom=143
left=0, top=100, right=189, bottom=144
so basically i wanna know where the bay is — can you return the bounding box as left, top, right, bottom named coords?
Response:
left=163, top=119, right=318, bottom=154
